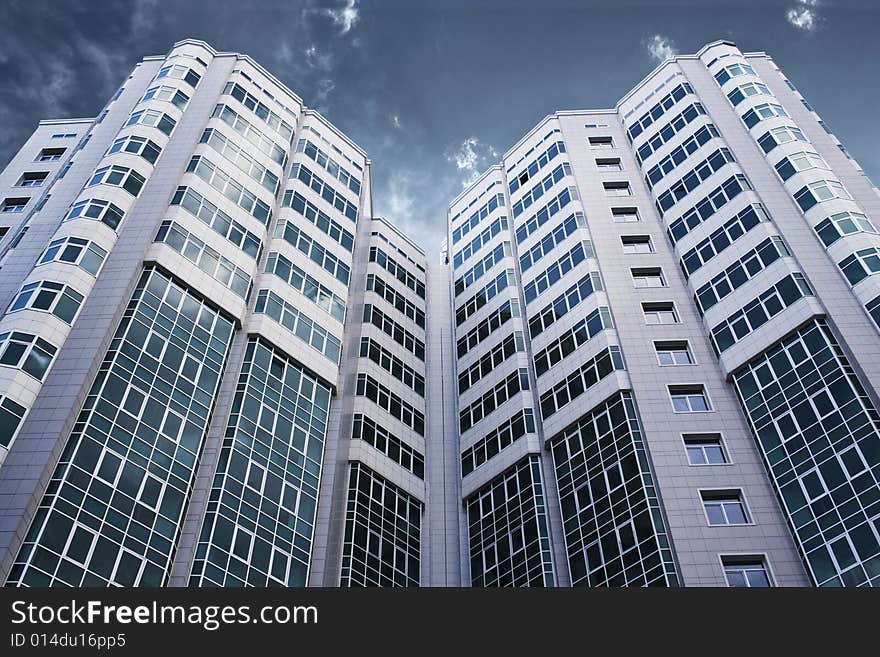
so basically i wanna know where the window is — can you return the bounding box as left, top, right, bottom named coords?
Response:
left=710, top=273, right=813, bottom=353
left=126, top=109, right=176, bottom=136
left=188, top=155, right=271, bottom=225
left=680, top=204, right=770, bottom=277
left=107, top=135, right=162, bottom=165
left=0, top=331, right=57, bottom=381
left=621, top=235, right=653, bottom=254
left=156, top=222, right=252, bottom=300
left=9, top=227, right=28, bottom=248
left=643, top=302, right=678, bottom=325
left=156, top=63, right=201, bottom=88
left=813, top=212, right=877, bottom=246
left=727, top=81, right=771, bottom=106
left=142, top=85, right=190, bottom=110
left=523, top=242, right=590, bottom=304
left=839, top=248, right=880, bottom=286
left=206, top=129, right=281, bottom=195
left=794, top=179, right=853, bottom=213
left=38, top=236, right=108, bottom=276
left=669, top=385, right=711, bottom=412
left=694, top=236, right=791, bottom=313
left=224, top=82, right=295, bottom=141
left=798, top=467, right=829, bottom=502
left=757, top=125, right=808, bottom=154
left=8, top=280, right=84, bottom=324
left=702, top=491, right=749, bottom=525
left=1, top=198, right=28, bottom=213
left=507, top=141, right=566, bottom=194
left=655, top=148, right=737, bottom=214
left=604, top=181, right=632, bottom=197
left=611, top=207, right=639, bottom=223
left=33, top=195, right=50, bottom=212
left=213, top=104, right=287, bottom=166
left=774, top=150, right=828, bottom=181
left=511, top=163, right=571, bottom=218
left=667, top=174, right=753, bottom=243
left=0, top=395, right=27, bottom=449
left=741, top=102, right=789, bottom=129
left=714, top=62, right=756, bottom=86
left=632, top=267, right=665, bottom=288
left=596, top=157, right=622, bottom=170
left=626, top=82, right=693, bottom=140
left=37, top=148, right=65, bottom=162
left=17, top=172, right=48, bottom=187
left=0, top=227, right=9, bottom=240
left=634, top=102, right=707, bottom=163
left=65, top=198, right=125, bottom=231
left=646, top=125, right=720, bottom=189
left=655, top=341, right=693, bottom=366
left=722, top=557, right=771, bottom=587
left=86, top=165, right=146, bottom=196
left=589, top=136, right=614, bottom=149
left=684, top=434, right=728, bottom=465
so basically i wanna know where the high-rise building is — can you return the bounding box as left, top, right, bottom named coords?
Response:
left=0, top=39, right=878, bottom=588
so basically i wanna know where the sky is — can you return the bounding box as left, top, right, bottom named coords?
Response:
left=0, top=0, right=877, bottom=261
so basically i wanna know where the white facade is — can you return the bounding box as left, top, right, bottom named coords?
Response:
left=447, top=40, right=880, bottom=588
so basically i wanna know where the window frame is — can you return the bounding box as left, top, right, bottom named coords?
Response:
left=36, top=147, right=65, bottom=162
left=682, top=432, right=730, bottom=466
left=621, top=235, right=654, bottom=254
left=631, top=267, right=666, bottom=289
left=669, top=384, right=713, bottom=413
left=700, top=489, right=752, bottom=526
left=642, top=301, right=679, bottom=325
left=654, top=340, right=695, bottom=367
left=719, top=554, right=774, bottom=587
left=16, top=172, right=49, bottom=188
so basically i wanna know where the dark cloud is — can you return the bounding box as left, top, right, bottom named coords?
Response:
left=1, top=0, right=877, bottom=261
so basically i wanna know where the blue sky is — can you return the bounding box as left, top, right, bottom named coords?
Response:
left=0, top=0, right=877, bottom=260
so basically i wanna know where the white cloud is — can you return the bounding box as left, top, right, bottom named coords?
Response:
left=277, top=42, right=295, bottom=65
left=131, top=0, right=160, bottom=37
left=385, top=172, right=417, bottom=224
left=324, top=0, right=360, bottom=35
left=446, top=137, right=497, bottom=188
left=787, top=0, right=821, bottom=32
left=644, top=34, right=677, bottom=64
left=304, top=44, right=333, bottom=70
left=313, top=78, right=337, bottom=112
left=392, top=115, right=401, bottom=129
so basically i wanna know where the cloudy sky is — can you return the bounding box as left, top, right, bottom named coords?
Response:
left=0, top=0, right=877, bottom=260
